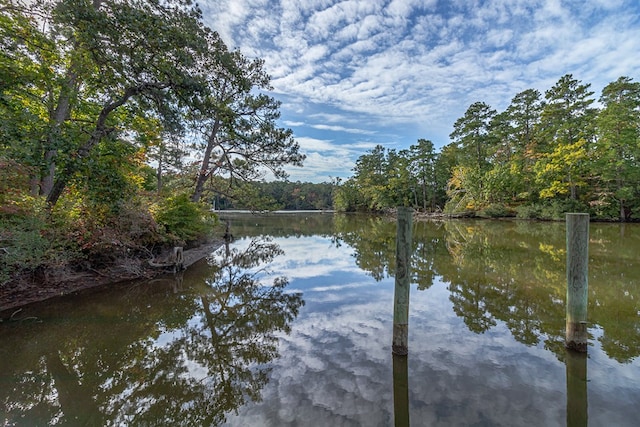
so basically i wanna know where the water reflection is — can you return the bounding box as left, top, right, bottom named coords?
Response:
left=3, top=213, right=640, bottom=425
left=0, top=238, right=303, bottom=425
left=566, top=350, right=588, bottom=427
left=392, top=355, right=410, bottom=427
left=326, top=215, right=640, bottom=363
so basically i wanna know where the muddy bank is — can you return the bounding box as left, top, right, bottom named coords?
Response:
left=0, top=240, right=223, bottom=317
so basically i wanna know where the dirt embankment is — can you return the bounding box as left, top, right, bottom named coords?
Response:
left=0, top=240, right=223, bottom=317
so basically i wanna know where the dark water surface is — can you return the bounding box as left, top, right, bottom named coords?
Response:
left=1, top=213, right=639, bottom=426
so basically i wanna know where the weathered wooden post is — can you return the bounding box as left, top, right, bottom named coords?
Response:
left=392, top=207, right=413, bottom=355
left=566, top=350, right=588, bottom=427
left=392, top=354, right=410, bottom=427
left=565, top=213, right=589, bottom=352
left=173, top=246, right=184, bottom=271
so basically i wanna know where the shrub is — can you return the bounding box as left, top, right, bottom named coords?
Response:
left=0, top=197, right=50, bottom=284
left=516, top=204, right=542, bottom=220
left=478, top=203, right=513, bottom=218
left=153, top=194, right=217, bottom=244
left=539, top=199, right=588, bottom=221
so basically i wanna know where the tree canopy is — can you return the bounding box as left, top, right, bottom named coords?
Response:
left=1, top=0, right=303, bottom=206
left=0, top=0, right=304, bottom=283
left=335, top=74, right=640, bottom=222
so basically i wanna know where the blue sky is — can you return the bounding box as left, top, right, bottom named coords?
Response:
left=201, top=0, right=640, bottom=183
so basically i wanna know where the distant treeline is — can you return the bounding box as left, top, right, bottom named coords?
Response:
left=334, top=74, right=640, bottom=222
left=215, top=181, right=335, bottom=211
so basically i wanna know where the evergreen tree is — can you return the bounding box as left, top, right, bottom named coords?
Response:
left=594, top=76, right=640, bottom=220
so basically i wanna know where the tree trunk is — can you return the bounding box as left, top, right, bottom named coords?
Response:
left=157, top=154, right=163, bottom=193
left=41, top=151, right=57, bottom=195
left=41, top=69, right=80, bottom=197
left=46, top=86, right=143, bottom=206
left=192, top=119, right=221, bottom=203
left=41, top=43, right=89, bottom=198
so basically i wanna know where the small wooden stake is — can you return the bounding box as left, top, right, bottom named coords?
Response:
left=565, top=213, right=589, bottom=352
left=392, top=207, right=413, bottom=355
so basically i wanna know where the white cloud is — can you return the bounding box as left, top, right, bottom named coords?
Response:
left=285, top=151, right=355, bottom=182
left=282, top=120, right=305, bottom=127
left=294, top=136, right=343, bottom=152
left=202, top=0, right=640, bottom=182
left=310, top=124, right=376, bottom=134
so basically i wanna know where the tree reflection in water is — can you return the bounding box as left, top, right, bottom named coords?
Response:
left=331, top=215, right=640, bottom=363
left=0, top=238, right=304, bottom=426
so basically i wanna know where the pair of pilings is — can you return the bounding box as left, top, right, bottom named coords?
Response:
left=391, top=210, right=589, bottom=427
left=391, top=211, right=590, bottom=355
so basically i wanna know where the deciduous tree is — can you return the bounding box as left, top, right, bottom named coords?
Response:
left=537, top=74, right=596, bottom=200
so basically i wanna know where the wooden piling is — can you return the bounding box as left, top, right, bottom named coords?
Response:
left=565, top=213, right=589, bottom=352
left=392, top=207, right=413, bottom=355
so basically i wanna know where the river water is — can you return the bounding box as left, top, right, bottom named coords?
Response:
left=1, top=213, right=639, bottom=426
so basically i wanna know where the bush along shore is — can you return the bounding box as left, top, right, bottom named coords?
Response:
left=0, top=191, right=225, bottom=316
left=0, top=237, right=223, bottom=317
left=1, top=1, right=306, bottom=316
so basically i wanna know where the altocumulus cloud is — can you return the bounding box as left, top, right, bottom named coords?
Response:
left=201, top=0, right=640, bottom=182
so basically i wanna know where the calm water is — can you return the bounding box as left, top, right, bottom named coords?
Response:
left=1, top=213, right=639, bottom=426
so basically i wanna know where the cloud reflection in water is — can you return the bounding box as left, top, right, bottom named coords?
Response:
left=223, top=233, right=639, bottom=426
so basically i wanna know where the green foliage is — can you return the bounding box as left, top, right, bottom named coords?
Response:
left=534, top=138, right=589, bottom=200
left=333, top=179, right=365, bottom=212
left=153, top=194, right=217, bottom=244
left=539, top=200, right=589, bottom=221
left=337, top=143, right=449, bottom=213
left=593, top=76, right=640, bottom=221
left=46, top=195, right=165, bottom=263
left=515, top=200, right=589, bottom=221
left=189, top=49, right=305, bottom=202
left=515, top=204, right=542, bottom=220
left=539, top=74, right=596, bottom=149
left=338, top=75, right=639, bottom=221
left=226, top=182, right=282, bottom=212
left=0, top=0, right=303, bottom=284
left=449, top=101, right=497, bottom=170
left=478, top=203, right=513, bottom=218
left=208, top=180, right=336, bottom=212
left=444, top=166, right=483, bottom=213
left=0, top=211, right=49, bottom=284
left=0, top=192, right=87, bottom=283
left=78, top=139, right=143, bottom=210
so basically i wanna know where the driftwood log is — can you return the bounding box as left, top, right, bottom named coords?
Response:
left=149, top=247, right=184, bottom=272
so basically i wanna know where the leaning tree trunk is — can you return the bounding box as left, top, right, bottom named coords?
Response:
left=39, top=65, right=81, bottom=197
left=46, top=86, right=143, bottom=206
left=192, top=118, right=221, bottom=203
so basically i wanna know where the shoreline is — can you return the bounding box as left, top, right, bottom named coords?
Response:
left=0, top=239, right=223, bottom=318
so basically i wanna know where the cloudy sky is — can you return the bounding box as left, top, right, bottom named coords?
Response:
left=201, top=0, right=640, bottom=182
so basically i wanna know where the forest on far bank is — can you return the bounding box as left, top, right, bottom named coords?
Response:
left=334, top=74, right=640, bottom=222
left=214, top=181, right=335, bottom=211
